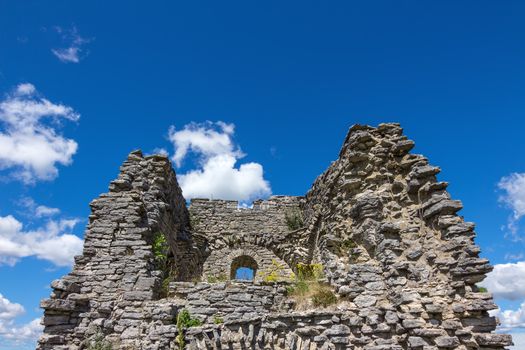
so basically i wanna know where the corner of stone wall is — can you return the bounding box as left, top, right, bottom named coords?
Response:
left=38, top=150, right=189, bottom=350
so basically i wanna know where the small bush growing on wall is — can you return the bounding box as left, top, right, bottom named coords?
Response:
left=287, top=263, right=338, bottom=310
left=312, top=286, right=337, bottom=307
left=296, top=262, right=323, bottom=280
left=213, top=315, right=224, bottom=324
left=261, top=259, right=285, bottom=283
left=176, top=309, right=202, bottom=350
left=152, top=232, right=168, bottom=265
left=285, top=209, right=304, bottom=231
left=177, top=309, right=202, bottom=328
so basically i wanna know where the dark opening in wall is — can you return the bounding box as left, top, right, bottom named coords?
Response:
left=231, top=255, right=258, bottom=280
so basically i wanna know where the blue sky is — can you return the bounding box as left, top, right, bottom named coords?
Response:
left=0, top=1, right=524, bottom=349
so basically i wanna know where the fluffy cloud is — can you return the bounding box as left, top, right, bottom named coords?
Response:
left=481, top=261, right=525, bottom=301
left=0, top=294, right=43, bottom=345
left=0, top=83, right=79, bottom=183
left=491, top=302, right=525, bottom=330
left=168, top=121, right=242, bottom=167
left=167, top=121, right=271, bottom=202
left=0, top=294, right=24, bottom=321
left=498, top=173, right=525, bottom=240
left=19, top=197, right=60, bottom=218
left=0, top=215, right=83, bottom=267
left=51, top=26, right=91, bottom=63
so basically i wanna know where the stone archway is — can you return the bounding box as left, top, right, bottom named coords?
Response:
left=230, top=255, right=258, bottom=280
left=202, top=243, right=294, bottom=282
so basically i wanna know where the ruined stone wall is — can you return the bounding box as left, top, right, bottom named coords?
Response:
left=38, top=151, right=192, bottom=349
left=189, top=197, right=307, bottom=275
left=38, top=123, right=512, bottom=350
left=301, top=123, right=511, bottom=349
left=168, top=281, right=292, bottom=324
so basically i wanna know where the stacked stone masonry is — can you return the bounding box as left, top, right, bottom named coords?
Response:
left=38, top=123, right=513, bottom=349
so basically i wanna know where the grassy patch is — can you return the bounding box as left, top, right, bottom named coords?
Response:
left=207, top=273, right=228, bottom=283
left=312, top=287, right=337, bottom=307
left=287, top=263, right=337, bottom=310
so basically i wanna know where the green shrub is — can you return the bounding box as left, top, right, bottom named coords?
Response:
left=312, top=287, right=337, bottom=307
left=285, top=209, right=304, bottom=231
left=260, top=259, right=286, bottom=283
left=176, top=309, right=202, bottom=350
left=152, top=232, right=168, bottom=264
left=177, top=309, right=202, bottom=328
left=213, top=315, right=224, bottom=324
left=478, top=286, right=488, bottom=293
left=296, top=263, right=323, bottom=281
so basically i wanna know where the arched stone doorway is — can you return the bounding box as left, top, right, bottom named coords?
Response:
left=230, top=255, right=258, bottom=280
left=202, top=243, right=294, bottom=282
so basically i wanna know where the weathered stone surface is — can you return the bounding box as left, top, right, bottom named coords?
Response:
left=37, top=124, right=511, bottom=350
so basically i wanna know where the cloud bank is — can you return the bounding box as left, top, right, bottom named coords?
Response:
left=0, top=214, right=83, bottom=267
left=491, top=302, right=525, bottom=330
left=481, top=261, right=525, bottom=301
left=167, top=121, right=271, bottom=202
left=0, top=294, right=42, bottom=345
left=0, top=83, right=79, bottom=183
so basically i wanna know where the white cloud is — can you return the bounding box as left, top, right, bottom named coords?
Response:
left=0, top=294, right=24, bottom=320
left=498, top=173, right=525, bottom=241
left=51, top=26, right=91, bottom=63
left=35, top=205, right=60, bottom=218
left=179, top=154, right=271, bottom=202
left=168, top=121, right=242, bottom=167
left=481, top=261, right=525, bottom=301
left=491, top=302, right=525, bottom=330
left=0, top=294, right=43, bottom=345
left=0, top=215, right=83, bottom=267
left=19, top=197, right=60, bottom=218
left=0, top=83, right=79, bottom=183
left=16, top=83, right=35, bottom=96
left=167, top=121, right=271, bottom=202
left=52, top=47, right=81, bottom=63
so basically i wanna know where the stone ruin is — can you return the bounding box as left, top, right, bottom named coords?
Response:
left=38, top=123, right=513, bottom=350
